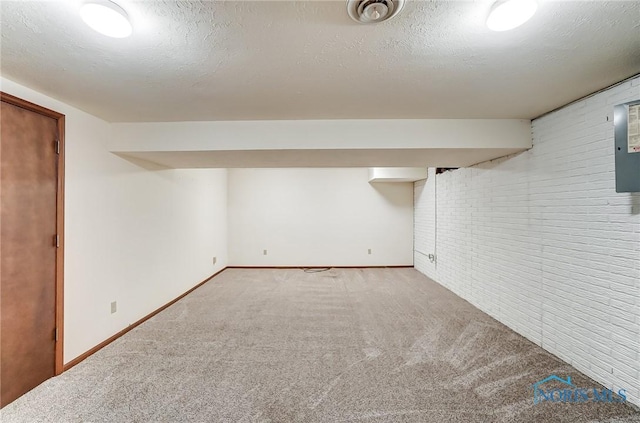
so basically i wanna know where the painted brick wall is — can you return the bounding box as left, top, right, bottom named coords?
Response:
left=413, top=168, right=436, bottom=277
left=414, top=76, right=640, bottom=406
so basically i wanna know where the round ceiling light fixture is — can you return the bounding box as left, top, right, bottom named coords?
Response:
left=347, top=0, right=405, bottom=24
left=80, top=0, right=133, bottom=38
left=486, top=0, right=537, bottom=31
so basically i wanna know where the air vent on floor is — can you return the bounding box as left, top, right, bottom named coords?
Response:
left=347, top=0, right=405, bottom=24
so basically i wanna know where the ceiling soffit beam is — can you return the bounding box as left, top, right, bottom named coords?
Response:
left=110, top=119, right=531, bottom=152
left=109, top=119, right=531, bottom=168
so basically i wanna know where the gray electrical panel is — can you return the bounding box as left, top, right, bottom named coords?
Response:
left=614, top=100, right=640, bottom=193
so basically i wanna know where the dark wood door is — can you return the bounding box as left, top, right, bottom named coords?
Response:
left=1, top=100, right=59, bottom=407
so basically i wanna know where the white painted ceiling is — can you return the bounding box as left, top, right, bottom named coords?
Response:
left=1, top=1, right=639, bottom=122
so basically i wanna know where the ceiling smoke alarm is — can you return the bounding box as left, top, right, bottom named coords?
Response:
left=347, top=0, right=405, bottom=24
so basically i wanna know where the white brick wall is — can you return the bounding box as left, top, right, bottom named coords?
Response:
left=414, top=76, right=640, bottom=406
left=413, top=168, right=436, bottom=277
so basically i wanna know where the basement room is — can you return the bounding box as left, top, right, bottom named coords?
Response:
left=1, top=0, right=639, bottom=422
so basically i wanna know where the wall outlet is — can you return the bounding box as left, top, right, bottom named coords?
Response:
left=368, top=248, right=372, bottom=255
left=263, top=249, right=268, bottom=255
left=110, top=301, right=117, bottom=314
left=212, top=256, right=217, bottom=265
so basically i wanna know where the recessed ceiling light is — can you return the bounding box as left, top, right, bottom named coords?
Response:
left=80, top=0, right=132, bottom=38
left=347, top=0, right=405, bottom=24
left=486, top=0, right=538, bottom=32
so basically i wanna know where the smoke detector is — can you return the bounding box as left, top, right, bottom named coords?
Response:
left=347, top=0, right=405, bottom=24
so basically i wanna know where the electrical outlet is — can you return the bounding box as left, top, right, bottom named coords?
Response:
left=368, top=249, right=372, bottom=255
left=263, top=249, right=268, bottom=256
left=110, top=301, right=117, bottom=314
left=212, top=256, right=217, bottom=265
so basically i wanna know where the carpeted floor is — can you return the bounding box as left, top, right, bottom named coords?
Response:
left=1, top=268, right=639, bottom=422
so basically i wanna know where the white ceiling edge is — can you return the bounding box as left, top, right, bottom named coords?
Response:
left=114, top=148, right=526, bottom=169
left=368, top=167, right=428, bottom=183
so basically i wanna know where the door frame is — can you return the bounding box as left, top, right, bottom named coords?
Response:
left=1, top=92, right=65, bottom=375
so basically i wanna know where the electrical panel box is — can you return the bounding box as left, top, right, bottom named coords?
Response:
left=614, top=100, right=640, bottom=193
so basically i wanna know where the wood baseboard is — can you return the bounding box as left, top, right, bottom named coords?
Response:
left=63, top=267, right=228, bottom=372
left=226, top=265, right=414, bottom=269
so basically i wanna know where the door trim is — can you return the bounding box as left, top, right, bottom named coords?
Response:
left=1, top=92, right=65, bottom=375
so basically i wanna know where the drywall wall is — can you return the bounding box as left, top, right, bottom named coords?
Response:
left=414, top=76, right=640, bottom=406
left=228, top=168, right=413, bottom=266
left=1, top=78, right=228, bottom=364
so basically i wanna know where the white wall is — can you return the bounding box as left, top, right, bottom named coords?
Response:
left=1, top=78, right=228, bottom=364
left=229, top=168, right=414, bottom=266
left=414, top=77, right=640, bottom=406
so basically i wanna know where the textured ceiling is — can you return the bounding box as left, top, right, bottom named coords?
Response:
left=1, top=1, right=639, bottom=122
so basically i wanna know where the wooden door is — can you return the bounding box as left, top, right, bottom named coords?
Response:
left=0, top=94, right=64, bottom=407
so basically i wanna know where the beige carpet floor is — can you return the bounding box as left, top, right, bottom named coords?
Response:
left=1, top=268, right=639, bottom=422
